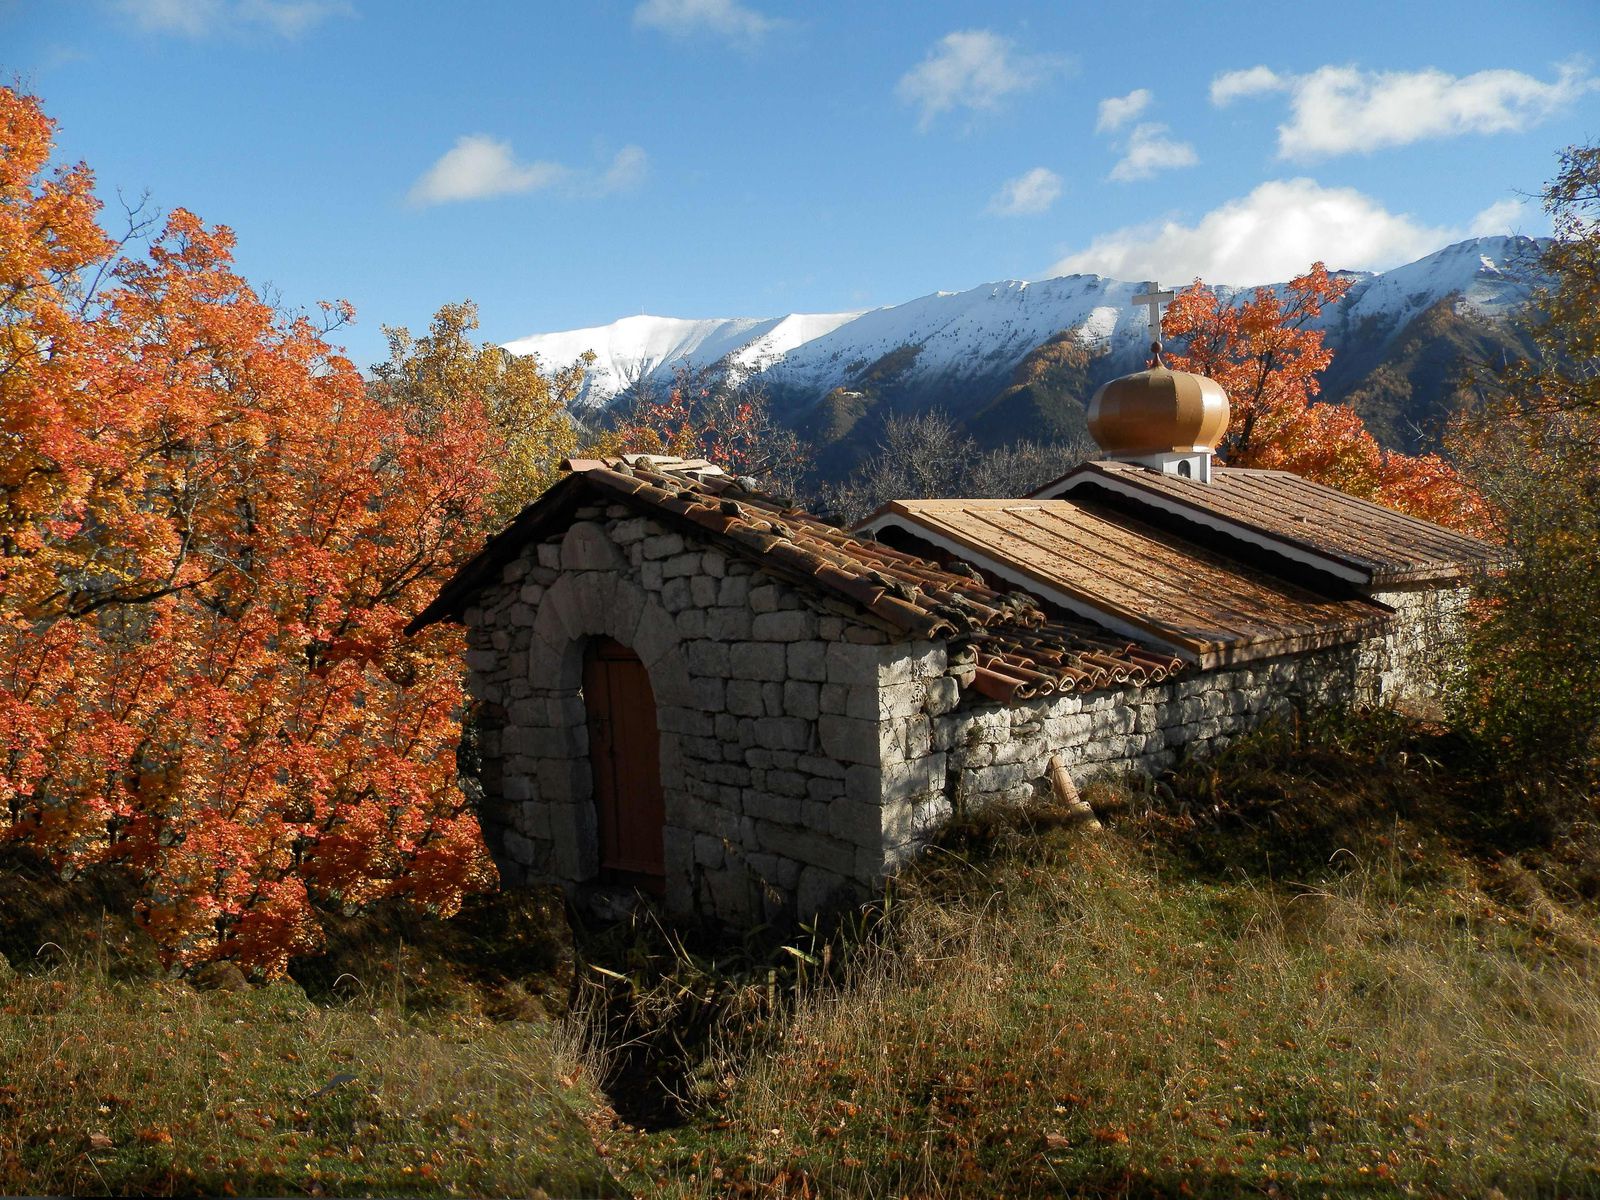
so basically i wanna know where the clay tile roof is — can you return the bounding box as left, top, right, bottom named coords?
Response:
left=408, top=456, right=1185, bottom=698
left=860, top=498, right=1392, bottom=670
left=1035, top=460, right=1501, bottom=586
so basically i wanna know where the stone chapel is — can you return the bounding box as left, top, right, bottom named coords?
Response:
left=408, top=311, right=1498, bottom=922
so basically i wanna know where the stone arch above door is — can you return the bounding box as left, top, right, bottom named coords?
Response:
left=522, top=568, right=694, bottom=908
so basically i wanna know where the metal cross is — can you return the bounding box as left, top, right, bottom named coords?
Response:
left=1132, top=282, right=1176, bottom=342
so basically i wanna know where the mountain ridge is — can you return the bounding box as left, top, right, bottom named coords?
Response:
left=504, top=235, right=1548, bottom=474
left=505, top=235, right=1546, bottom=408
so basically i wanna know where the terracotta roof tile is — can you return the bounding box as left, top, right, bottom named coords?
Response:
left=409, top=455, right=1185, bottom=699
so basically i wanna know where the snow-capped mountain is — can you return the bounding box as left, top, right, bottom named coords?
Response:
left=504, top=236, right=1547, bottom=415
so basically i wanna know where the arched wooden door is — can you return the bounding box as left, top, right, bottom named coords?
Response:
left=582, top=637, right=667, bottom=895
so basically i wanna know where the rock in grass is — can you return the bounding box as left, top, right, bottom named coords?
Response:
left=190, top=959, right=249, bottom=992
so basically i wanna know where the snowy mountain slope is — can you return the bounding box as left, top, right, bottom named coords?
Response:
left=1314, top=235, right=1543, bottom=343
left=505, top=235, right=1547, bottom=417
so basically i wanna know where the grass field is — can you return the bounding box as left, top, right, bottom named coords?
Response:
left=2, top=712, right=1599, bottom=1197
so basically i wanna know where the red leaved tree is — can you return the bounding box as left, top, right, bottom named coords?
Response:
left=0, top=86, right=498, bottom=976
left=607, top=364, right=807, bottom=492
left=1162, top=265, right=1487, bottom=531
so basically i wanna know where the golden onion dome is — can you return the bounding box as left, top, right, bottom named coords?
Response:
left=1086, top=343, right=1230, bottom=457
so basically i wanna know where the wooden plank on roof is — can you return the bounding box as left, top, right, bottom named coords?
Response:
left=887, top=498, right=1389, bottom=665
left=1072, top=461, right=1499, bottom=583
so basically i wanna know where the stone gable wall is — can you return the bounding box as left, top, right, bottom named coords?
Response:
left=461, top=502, right=931, bottom=922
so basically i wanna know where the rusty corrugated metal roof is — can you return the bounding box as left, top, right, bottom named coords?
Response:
left=1036, top=460, right=1499, bottom=586
left=409, top=457, right=1186, bottom=701
left=864, top=497, right=1392, bottom=669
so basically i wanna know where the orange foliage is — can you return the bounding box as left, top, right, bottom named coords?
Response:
left=0, top=87, right=497, bottom=976
left=1162, top=265, right=1486, bottom=532
left=607, top=365, right=789, bottom=480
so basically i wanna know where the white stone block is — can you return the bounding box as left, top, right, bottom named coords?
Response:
left=560, top=522, right=624, bottom=571
left=642, top=533, right=685, bottom=560
left=923, top=676, right=960, bottom=716
left=787, top=641, right=826, bottom=682
left=727, top=680, right=764, bottom=717
left=755, top=716, right=812, bottom=752
left=783, top=680, right=820, bottom=720
left=826, top=642, right=886, bottom=686
left=796, top=865, right=850, bottom=919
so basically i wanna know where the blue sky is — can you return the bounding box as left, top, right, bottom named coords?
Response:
left=7, top=0, right=1600, bottom=368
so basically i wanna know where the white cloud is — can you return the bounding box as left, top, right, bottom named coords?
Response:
left=116, top=0, right=349, bottom=37
left=1210, top=65, right=1286, bottom=106
left=987, top=167, right=1062, bottom=217
left=1469, top=197, right=1528, bottom=236
left=632, top=0, right=778, bottom=45
left=408, top=137, right=649, bottom=207
left=897, top=29, right=1059, bottom=130
left=1048, top=178, right=1459, bottom=285
left=1095, top=88, right=1151, bottom=133
left=409, top=136, right=569, bottom=206
left=1108, top=123, right=1198, bottom=183
left=598, top=145, right=650, bottom=195
left=1210, top=61, right=1595, bottom=159
left=118, top=0, right=223, bottom=35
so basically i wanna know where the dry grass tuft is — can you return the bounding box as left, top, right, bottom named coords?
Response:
left=622, top=831, right=1600, bottom=1197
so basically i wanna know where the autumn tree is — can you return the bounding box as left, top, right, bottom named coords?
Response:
left=371, top=301, right=589, bottom=526
left=0, top=86, right=501, bottom=976
left=606, top=362, right=808, bottom=493
left=1446, top=143, right=1600, bottom=777
left=1163, top=266, right=1486, bottom=531
left=817, top=411, right=1089, bottom=524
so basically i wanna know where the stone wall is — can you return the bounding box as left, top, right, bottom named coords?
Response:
left=871, top=643, right=1363, bottom=872
left=1358, top=583, right=1470, bottom=710
left=460, top=501, right=921, bottom=923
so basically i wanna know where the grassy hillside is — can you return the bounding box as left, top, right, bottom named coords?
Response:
left=609, top=713, right=1600, bottom=1197
left=3, top=712, right=1599, bottom=1197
